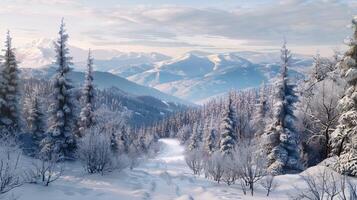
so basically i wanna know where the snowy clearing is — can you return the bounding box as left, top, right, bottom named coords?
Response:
left=9, top=138, right=353, bottom=200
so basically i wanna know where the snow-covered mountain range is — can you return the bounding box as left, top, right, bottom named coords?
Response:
left=16, top=39, right=313, bottom=103
left=16, top=38, right=170, bottom=70
left=126, top=52, right=310, bottom=103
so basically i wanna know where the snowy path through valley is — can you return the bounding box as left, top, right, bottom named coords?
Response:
left=13, top=138, right=297, bottom=200
left=129, top=138, right=222, bottom=200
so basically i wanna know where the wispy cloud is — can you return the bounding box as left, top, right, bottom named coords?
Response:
left=87, top=1, right=356, bottom=45
left=0, top=0, right=356, bottom=56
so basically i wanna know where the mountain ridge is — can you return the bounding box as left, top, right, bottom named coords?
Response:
left=16, top=39, right=313, bottom=103
left=20, top=66, right=193, bottom=106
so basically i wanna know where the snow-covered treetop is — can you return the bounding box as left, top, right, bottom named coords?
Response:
left=280, top=40, right=291, bottom=79
left=5, top=30, right=12, bottom=51
left=85, top=49, right=94, bottom=85
left=4, top=31, right=17, bottom=66
left=339, top=16, right=357, bottom=84
left=54, top=18, right=72, bottom=74
left=344, top=16, right=357, bottom=46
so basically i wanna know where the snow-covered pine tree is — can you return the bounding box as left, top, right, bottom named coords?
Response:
left=203, top=116, right=217, bottom=156
left=251, top=82, right=269, bottom=138
left=118, top=125, right=130, bottom=154
left=312, top=52, right=323, bottom=82
left=263, top=41, right=302, bottom=175
left=110, top=131, right=119, bottom=154
left=27, top=94, right=45, bottom=149
left=41, top=19, right=76, bottom=159
left=219, top=94, right=237, bottom=156
left=188, top=122, right=202, bottom=151
left=330, top=16, right=357, bottom=176
left=78, top=50, right=95, bottom=136
left=0, top=31, right=20, bottom=132
left=137, top=130, right=149, bottom=154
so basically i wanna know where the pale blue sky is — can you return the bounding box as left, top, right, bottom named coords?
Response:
left=0, top=0, right=356, bottom=56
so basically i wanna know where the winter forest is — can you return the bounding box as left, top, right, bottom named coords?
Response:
left=1, top=2, right=357, bottom=200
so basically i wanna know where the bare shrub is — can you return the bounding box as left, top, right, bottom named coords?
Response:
left=0, top=137, right=23, bottom=195
left=339, top=173, right=357, bottom=200
left=291, top=168, right=357, bottom=200
left=221, top=158, right=238, bottom=186
left=77, top=126, right=113, bottom=175
left=127, top=143, right=141, bottom=170
left=260, top=174, right=278, bottom=196
left=291, top=168, right=340, bottom=200
left=205, top=151, right=225, bottom=183
left=24, top=152, right=63, bottom=186
left=185, top=148, right=204, bottom=175
left=234, top=143, right=267, bottom=196
left=77, top=126, right=129, bottom=175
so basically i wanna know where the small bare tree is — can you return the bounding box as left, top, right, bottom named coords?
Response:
left=24, top=152, right=63, bottom=186
left=260, top=174, right=277, bottom=196
left=234, top=143, right=267, bottom=196
left=221, top=156, right=238, bottom=186
left=205, top=151, right=225, bottom=183
left=185, top=148, right=204, bottom=175
left=38, top=155, right=62, bottom=186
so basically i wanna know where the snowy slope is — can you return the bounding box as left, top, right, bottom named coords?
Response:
left=92, top=53, right=170, bottom=77
left=11, top=138, right=354, bottom=200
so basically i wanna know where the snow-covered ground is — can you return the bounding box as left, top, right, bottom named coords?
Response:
left=10, top=139, right=353, bottom=200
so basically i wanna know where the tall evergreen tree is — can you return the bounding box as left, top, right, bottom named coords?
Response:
left=0, top=31, right=20, bottom=132
left=219, top=94, right=237, bottom=156
left=203, top=116, right=217, bottom=156
left=27, top=95, right=45, bottom=148
left=330, top=16, right=357, bottom=176
left=251, top=83, right=269, bottom=138
left=110, top=131, right=119, bottom=154
left=118, top=125, right=130, bottom=154
left=79, top=50, right=95, bottom=136
left=41, top=19, right=76, bottom=159
left=188, top=122, right=202, bottom=151
left=263, top=41, right=302, bottom=175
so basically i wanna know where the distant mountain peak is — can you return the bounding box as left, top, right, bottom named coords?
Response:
left=16, top=39, right=171, bottom=70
